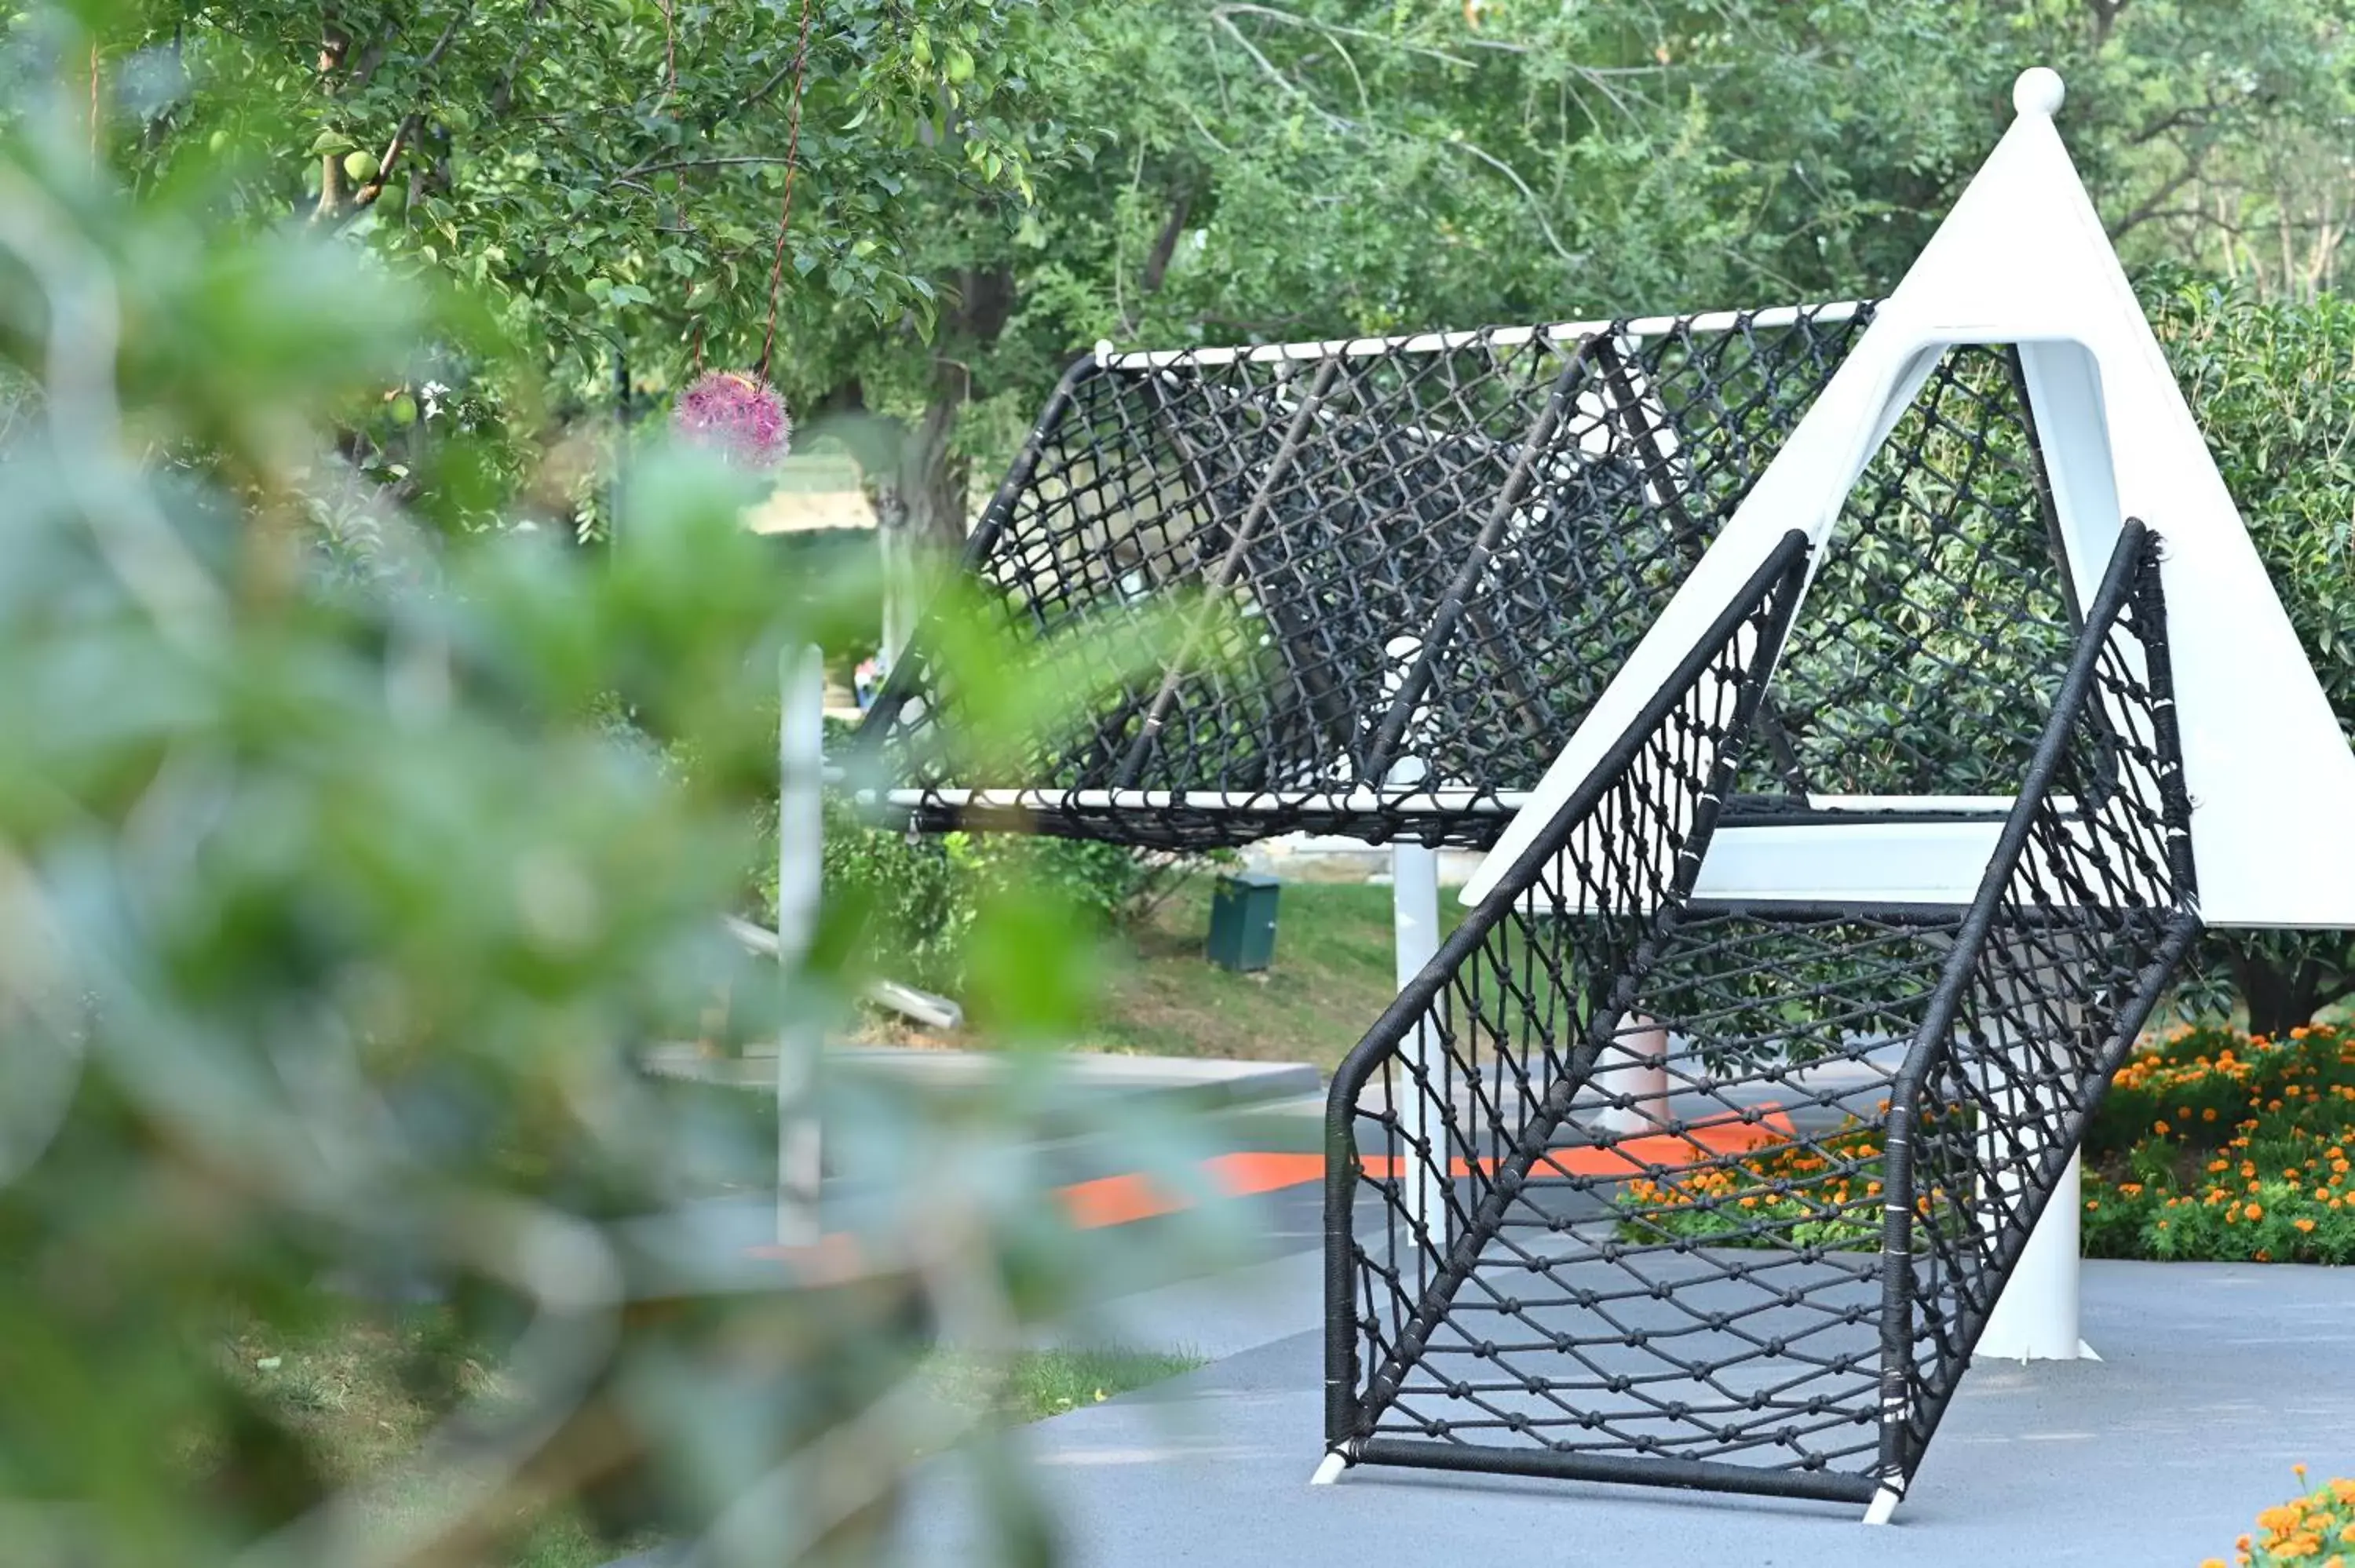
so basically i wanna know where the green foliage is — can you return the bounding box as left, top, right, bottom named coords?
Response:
left=2146, top=278, right=2355, bottom=1030
left=0, top=17, right=1236, bottom=1563
left=809, top=805, right=1160, bottom=997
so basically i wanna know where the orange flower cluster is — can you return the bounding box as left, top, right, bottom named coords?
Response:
left=2083, top=1020, right=2355, bottom=1265
left=2207, top=1466, right=2355, bottom=1566
left=1619, top=1124, right=1934, bottom=1250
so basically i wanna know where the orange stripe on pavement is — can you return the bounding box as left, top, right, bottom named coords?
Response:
left=745, top=1108, right=1794, bottom=1257
left=1058, top=1150, right=1326, bottom=1229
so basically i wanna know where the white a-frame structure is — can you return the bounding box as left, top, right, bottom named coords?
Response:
left=1466, top=67, right=2355, bottom=928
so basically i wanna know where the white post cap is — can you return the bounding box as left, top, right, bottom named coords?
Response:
left=2013, top=67, right=2065, bottom=119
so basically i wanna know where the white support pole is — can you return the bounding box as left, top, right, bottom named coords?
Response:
left=1977, top=1148, right=2096, bottom=1362
left=776, top=644, right=826, bottom=1249
left=1392, top=831, right=1447, bottom=1259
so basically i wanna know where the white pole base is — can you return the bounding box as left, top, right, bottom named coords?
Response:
left=1862, top=1486, right=1902, bottom=1526
left=1309, top=1453, right=1348, bottom=1486
left=1975, top=1150, right=2094, bottom=1362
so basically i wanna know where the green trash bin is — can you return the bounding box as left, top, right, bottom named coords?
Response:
left=1206, top=872, right=1281, bottom=972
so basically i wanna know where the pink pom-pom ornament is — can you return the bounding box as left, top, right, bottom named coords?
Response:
left=672, top=369, right=793, bottom=469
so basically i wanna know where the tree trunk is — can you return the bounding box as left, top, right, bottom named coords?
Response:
left=875, top=362, right=969, bottom=665
left=2231, top=950, right=2324, bottom=1039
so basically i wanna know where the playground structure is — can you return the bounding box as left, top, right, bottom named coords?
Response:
left=843, top=68, right=2355, bottom=1520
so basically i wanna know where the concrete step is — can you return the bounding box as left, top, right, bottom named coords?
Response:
left=641, top=1042, right=1320, bottom=1113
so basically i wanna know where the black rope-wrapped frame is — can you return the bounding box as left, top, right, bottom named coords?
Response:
left=1321, top=519, right=2200, bottom=1506
left=855, top=306, right=1882, bottom=848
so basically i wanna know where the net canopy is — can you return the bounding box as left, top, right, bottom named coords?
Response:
left=856, top=304, right=1878, bottom=849
left=857, top=304, right=2097, bottom=852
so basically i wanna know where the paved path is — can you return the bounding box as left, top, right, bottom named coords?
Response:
left=899, top=1257, right=2355, bottom=1567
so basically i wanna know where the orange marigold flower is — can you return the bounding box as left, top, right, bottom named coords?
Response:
left=2205, top=1108, right=2219, bottom=1121
left=2297, top=1218, right=2317, bottom=1232
left=2156, top=1120, right=2172, bottom=1135
left=2247, top=1202, right=2266, bottom=1220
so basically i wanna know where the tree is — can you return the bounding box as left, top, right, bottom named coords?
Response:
left=2148, top=274, right=2355, bottom=1034
left=806, top=0, right=2355, bottom=613
left=0, top=9, right=1219, bottom=1560
left=57, top=0, right=1091, bottom=542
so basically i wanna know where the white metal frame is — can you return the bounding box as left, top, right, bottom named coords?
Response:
left=1466, top=67, right=2355, bottom=930
left=1461, top=71, right=2355, bottom=1495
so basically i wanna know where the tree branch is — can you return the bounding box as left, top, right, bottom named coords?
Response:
left=350, top=4, right=475, bottom=213
left=1211, top=4, right=1473, bottom=71
left=1208, top=10, right=1350, bottom=130
left=615, top=155, right=807, bottom=181
left=2108, top=163, right=2202, bottom=242
left=1444, top=137, right=1575, bottom=263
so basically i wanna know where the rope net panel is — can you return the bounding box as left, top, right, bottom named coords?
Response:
left=857, top=305, right=1875, bottom=849
left=1323, top=523, right=2196, bottom=1504
left=1739, top=345, right=2079, bottom=804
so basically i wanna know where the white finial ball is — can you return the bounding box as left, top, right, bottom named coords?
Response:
left=2013, top=67, right=2065, bottom=119
left=1094, top=338, right=1115, bottom=363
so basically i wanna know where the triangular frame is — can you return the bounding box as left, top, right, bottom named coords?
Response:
left=1467, top=71, right=2355, bottom=928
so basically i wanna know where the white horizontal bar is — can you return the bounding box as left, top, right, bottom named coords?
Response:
left=1692, top=819, right=2004, bottom=905
left=1099, top=301, right=1868, bottom=372
left=1794, top=793, right=2018, bottom=814
left=871, top=786, right=1527, bottom=815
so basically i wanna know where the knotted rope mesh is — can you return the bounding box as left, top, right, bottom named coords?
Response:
left=860, top=314, right=2087, bottom=848
left=859, top=305, right=1875, bottom=848
left=1323, top=523, right=2196, bottom=1502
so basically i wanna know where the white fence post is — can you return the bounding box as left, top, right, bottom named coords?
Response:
left=1392, top=831, right=1447, bottom=1259
left=776, top=644, right=825, bottom=1249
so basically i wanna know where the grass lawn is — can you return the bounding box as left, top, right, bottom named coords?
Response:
left=237, top=1315, right=1199, bottom=1568
left=1035, top=877, right=1461, bottom=1076
left=831, top=875, right=1459, bottom=1076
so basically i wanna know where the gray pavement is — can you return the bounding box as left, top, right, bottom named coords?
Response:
left=899, top=1257, right=2355, bottom=1566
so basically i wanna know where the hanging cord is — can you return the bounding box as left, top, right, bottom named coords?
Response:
left=755, top=0, right=816, bottom=381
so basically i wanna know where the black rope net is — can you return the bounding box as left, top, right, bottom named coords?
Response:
left=1322, top=521, right=2197, bottom=1504
left=856, top=304, right=1877, bottom=849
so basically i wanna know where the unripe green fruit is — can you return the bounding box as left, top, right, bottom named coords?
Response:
left=389, top=394, right=418, bottom=426
left=344, top=149, right=381, bottom=184
left=206, top=129, right=229, bottom=154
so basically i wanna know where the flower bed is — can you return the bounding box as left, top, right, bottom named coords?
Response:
left=2082, top=1022, right=2355, bottom=1265
left=1612, top=1023, right=2355, bottom=1266
left=2204, top=1466, right=2355, bottom=1566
